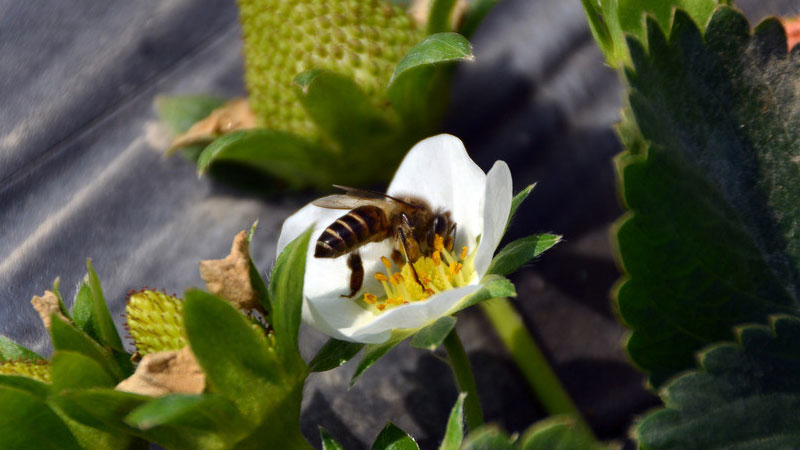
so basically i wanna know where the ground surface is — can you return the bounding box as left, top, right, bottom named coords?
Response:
left=1, top=0, right=796, bottom=448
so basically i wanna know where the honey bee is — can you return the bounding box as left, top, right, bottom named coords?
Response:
left=313, top=185, right=457, bottom=298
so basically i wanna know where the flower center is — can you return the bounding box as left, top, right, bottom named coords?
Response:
left=357, top=234, right=477, bottom=313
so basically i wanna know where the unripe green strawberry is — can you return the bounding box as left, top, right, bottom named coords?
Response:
left=237, top=0, right=422, bottom=136
left=0, top=360, right=50, bottom=383
left=126, top=290, right=187, bottom=356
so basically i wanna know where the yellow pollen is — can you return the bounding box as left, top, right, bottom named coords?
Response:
left=374, top=273, right=388, bottom=282
left=432, top=251, right=442, bottom=266
left=381, top=256, right=392, bottom=269
left=386, top=298, right=403, bottom=305
left=363, top=293, right=377, bottom=304
left=449, top=262, right=459, bottom=275
left=392, top=273, right=404, bottom=283
left=460, top=246, right=468, bottom=260
left=376, top=304, right=386, bottom=311
left=433, top=234, right=444, bottom=251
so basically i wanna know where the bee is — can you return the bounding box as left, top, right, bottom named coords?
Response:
left=313, top=185, right=457, bottom=298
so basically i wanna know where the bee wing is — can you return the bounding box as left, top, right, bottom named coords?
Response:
left=331, top=185, right=418, bottom=208
left=312, top=195, right=380, bottom=210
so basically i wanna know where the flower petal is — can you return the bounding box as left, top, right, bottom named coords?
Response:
left=307, top=284, right=481, bottom=343
left=473, top=160, right=513, bottom=277
left=387, top=134, right=486, bottom=251
left=276, top=202, right=339, bottom=257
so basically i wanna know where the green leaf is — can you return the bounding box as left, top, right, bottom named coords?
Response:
left=294, top=69, right=397, bottom=151
left=155, top=95, right=226, bottom=135
left=247, top=221, right=272, bottom=320
left=0, top=386, right=82, bottom=450
left=0, top=375, right=50, bottom=399
left=125, top=394, right=248, bottom=436
left=0, top=335, right=44, bottom=362
left=461, top=425, right=513, bottom=450
left=410, top=316, right=457, bottom=351
left=320, top=427, right=345, bottom=450
left=371, top=423, right=419, bottom=450
left=50, top=351, right=116, bottom=392
left=486, top=234, right=562, bottom=277
left=270, top=228, right=313, bottom=367
left=50, top=277, right=70, bottom=320
left=196, top=129, right=335, bottom=189
left=613, top=7, right=800, bottom=387
left=85, top=260, right=126, bottom=353
left=49, top=315, right=122, bottom=381
left=388, top=32, right=472, bottom=133
left=458, top=275, right=516, bottom=311
left=351, top=330, right=414, bottom=386
left=518, top=416, right=605, bottom=450
left=580, top=0, right=729, bottom=67
left=438, top=393, right=466, bottom=450
left=183, top=289, right=309, bottom=448
left=637, top=316, right=800, bottom=449
left=427, top=0, right=458, bottom=34
left=309, top=338, right=364, bottom=372
left=506, top=184, right=535, bottom=232
left=70, top=281, right=98, bottom=340
left=459, top=0, right=500, bottom=38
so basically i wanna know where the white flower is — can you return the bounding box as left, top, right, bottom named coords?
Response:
left=276, top=134, right=512, bottom=344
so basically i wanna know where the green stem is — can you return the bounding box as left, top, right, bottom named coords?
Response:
left=480, top=298, right=595, bottom=439
left=442, top=328, right=484, bottom=431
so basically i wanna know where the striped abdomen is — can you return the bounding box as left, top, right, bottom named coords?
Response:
left=315, top=206, right=390, bottom=258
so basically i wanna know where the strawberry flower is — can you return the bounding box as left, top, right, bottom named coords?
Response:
left=276, top=134, right=512, bottom=343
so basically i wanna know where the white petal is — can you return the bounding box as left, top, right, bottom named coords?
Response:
left=387, top=134, right=486, bottom=250
left=323, top=284, right=481, bottom=343
left=474, top=160, right=513, bottom=276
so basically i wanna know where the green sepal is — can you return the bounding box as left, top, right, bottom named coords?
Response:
left=155, top=95, right=226, bottom=136
left=0, top=335, right=44, bottom=362
left=438, top=393, right=466, bottom=450
left=85, top=260, right=126, bottom=353
left=388, top=32, right=473, bottom=132
left=486, top=234, right=562, bottom=277
left=506, top=184, right=535, bottom=232
left=351, top=330, right=415, bottom=386
left=293, top=69, right=397, bottom=154
left=370, top=422, right=419, bottom=450
left=0, top=374, right=50, bottom=398
left=49, top=315, right=123, bottom=382
left=458, top=275, right=516, bottom=311
left=247, top=221, right=272, bottom=320
left=50, top=351, right=116, bottom=392
left=320, top=427, right=345, bottom=450
left=269, top=227, right=313, bottom=368
left=518, top=415, right=606, bottom=450
left=410, top=316, right=457, bottom=351
left=196, top=129, right=335, bottom=189
left=461, top=425, right=513, bottom=450
left=0, top=385, right=82, bottom=450
left=309, top=338, right=364, bottom=373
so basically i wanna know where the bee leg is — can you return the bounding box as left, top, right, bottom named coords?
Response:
left=446, top=222, right=457, bottom=252
left=341, top=252, right=364, bottom=298
left=396, top=227, right=423, bottom=287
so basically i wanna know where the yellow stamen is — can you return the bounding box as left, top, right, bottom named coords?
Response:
left=460, top=246, right=468, bottom=260
left=433, top=234, right=444, bottom=251
left=374, top=273, right=388, bottom=282
left=363, top=293, right=377, bottom=304
left=432, top=251, right=442, bottom=266
left=381, top=256, right=392, bottom=270
left=392, top=273, right=404, bottom=283
left=386, top=298, right=403, bottom=305
left=376, top=304, right=386, bottom=311
left=448, top=262, right=458, bottom=276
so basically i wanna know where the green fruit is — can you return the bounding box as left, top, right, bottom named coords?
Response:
left=0, top=360, right=51, bottom=383
left=126, top=290, right=187, bottom=355
left=238, top=0, right=422, bottom=136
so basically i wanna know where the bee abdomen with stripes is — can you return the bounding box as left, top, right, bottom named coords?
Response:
left=314, top=205, right=390, bottom=258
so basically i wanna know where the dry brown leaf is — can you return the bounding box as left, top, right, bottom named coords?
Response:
left=409, top=0, right=468, bottom=30
left=167, top=98, right=256, bottom=154
left=116, top=346, right=205, bottom=396
left=199, top=230, right=259, bottom=311
left=783, top=16, right=800, bottom=52
left=31, top=290, right=68, bottom=330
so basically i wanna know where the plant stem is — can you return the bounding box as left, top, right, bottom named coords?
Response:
left=480, top=298, right=595, bottom=438
left=442, top=328, right=484, bottom=431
